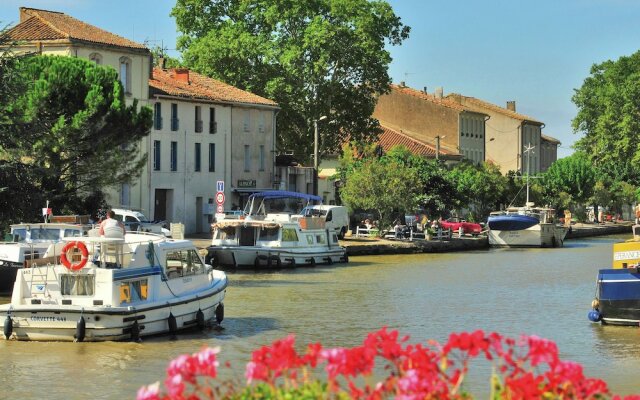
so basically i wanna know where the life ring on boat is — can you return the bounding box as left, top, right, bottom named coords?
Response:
left=61, top=241, right=89, bottom=271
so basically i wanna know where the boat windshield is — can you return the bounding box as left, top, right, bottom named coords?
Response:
left=300, top=207, right=327, bottom=217
left=11, top=228, right=61, bottom=242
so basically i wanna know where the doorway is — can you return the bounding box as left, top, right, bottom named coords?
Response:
left=154, top=189, right=167, bottom=221
left=196, top=197, right=203, bottom=233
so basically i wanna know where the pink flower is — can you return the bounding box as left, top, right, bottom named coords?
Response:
left=136, top=381, right=161, bottom=400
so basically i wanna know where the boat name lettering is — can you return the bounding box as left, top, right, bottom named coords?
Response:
left=614, top=251, right=640, bottom=261
left=237, top=179, right=256, bottom=188
left=30, top=316, right=67, bottom=322
left=183, top=277, right=192, bottom=283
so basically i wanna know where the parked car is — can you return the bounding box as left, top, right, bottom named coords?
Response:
left=439, top=218, right=482, bottom=236
left=300, top=205, right=350, bottom=239
left=111, top=208, right=171, bottom=237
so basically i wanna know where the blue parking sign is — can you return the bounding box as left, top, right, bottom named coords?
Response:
left=216, top=180, right=224, bottom=192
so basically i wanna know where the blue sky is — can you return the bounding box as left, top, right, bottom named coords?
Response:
left=3, top=0, right=640, bottom=158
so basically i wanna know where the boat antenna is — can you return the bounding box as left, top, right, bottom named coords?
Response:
left=524, top=143, right=535, bottom=207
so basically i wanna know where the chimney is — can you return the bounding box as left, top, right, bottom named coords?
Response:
left=435, top=87, right=443, bottom=99
left=506, top=101, right=516, bottom=112
left=158, top=57, right=166, bottom=69
left=400, top=81, right=406, bottom=87
left=172, top=68, right=190, bottom=84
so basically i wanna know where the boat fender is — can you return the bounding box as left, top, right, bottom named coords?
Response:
left=309, top=257, right=316, bottom=267
left=287, top=258, right=296, bottom=267
left=215, top=303, right=224, bottom=324
left=168, top=313, right=178, bottom=338
left=266, top=256, right=272, bottom=268
left=588, top=310, right=602, bottom=322
left=343, top=253, right=349, bottom=263
left=75, top=316, right=86, bottom=342
left=326, top=256, right=333, bottom=265
left=196, top=309, right=205, bottom=330
left=3, top=315, right=12, bottom=339
left=254, top=257, right=261, bottom=268
left=551, top=236, right=557, bottom=248
left=271, top=256, right=282, bottom=268
left=130, top=320, right=140, bottom=342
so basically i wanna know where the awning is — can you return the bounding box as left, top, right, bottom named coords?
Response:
left=318, top=168, right=337, bottom=179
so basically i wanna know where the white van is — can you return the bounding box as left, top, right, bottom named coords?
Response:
left=300, top=205, right=350, bottom=239
left=111, top=208, right=171, bottom=237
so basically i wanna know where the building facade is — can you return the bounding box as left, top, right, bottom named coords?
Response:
left=373, top=84, right=486, bottom=164
left=6, top=7, right=279, bottom=233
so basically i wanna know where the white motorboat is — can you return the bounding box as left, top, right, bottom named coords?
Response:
left=207, top=191, right=348, bottom=268
left=0, top=232, right=227, bottom=342
left=0, top=222, right=91, bottom=295
left=487, top=204, right=567, bottom=247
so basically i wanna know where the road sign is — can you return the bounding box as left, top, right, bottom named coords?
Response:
left=216, top=205, right=224, bottom=213
left=216, top=192, right=225, bottom=205
left=216, top=180, right=224, bottom=192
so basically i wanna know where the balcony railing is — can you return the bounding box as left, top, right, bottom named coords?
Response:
left=195, top=120, right=203, bottom=133
left=171, top=118, right=179, bottom=131
left=209, top=121, right=217, bottom=134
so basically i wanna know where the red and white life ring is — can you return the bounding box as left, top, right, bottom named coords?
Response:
left=60, top=241, right=89, bottom=271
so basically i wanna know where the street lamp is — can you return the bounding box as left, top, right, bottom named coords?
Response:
left=313, top=115, right=328, bottom=196
left=435, top=135, right=446, bottom=161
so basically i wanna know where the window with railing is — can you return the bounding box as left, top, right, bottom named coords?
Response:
left=209, top=143, right=215, bottom=172
left=153, top=140, right=161, bottom=171
left=209, top=107, right=217, bottom=133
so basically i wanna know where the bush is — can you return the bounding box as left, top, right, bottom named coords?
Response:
left=138, top=328, right=637, bottom=399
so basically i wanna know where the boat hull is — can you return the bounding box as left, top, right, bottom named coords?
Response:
left=0, top=265, right=19, bottom=295
left=488, top=223, right=567, bottom=247
left=595, top=268, right=640, bottom=326
left=208, top=246, right=347, bottom=268
left=0, top=283, right=226, bottom=341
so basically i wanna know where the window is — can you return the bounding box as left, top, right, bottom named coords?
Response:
left=209, top=107, right=217, bottom=134
left=60, top=274, right=95, bottom=296
left=244, top=145, right=251, bottom=172
left=258, top=113, right=265, bottom=133
left=243, top=110, right=250, bottom=132
left=89, top=52, right=102, bottom=65
left=194, top=143, right=201, bottom=172
left=153, top=140, right=161, bottom=171
left=170, top=141, right=178, bottom=171
left=153, top=103, right=162, bottom=130
left=259, top=145, right=265, bottom=171
left=258, top=226, right=279, bottom=242
left=119, top=57, right=132, bottom=94
left=171, top=103, right=179, bottom=131
left=165, top=249, right=205, bottom=279
left=195, top=106, right=203, bottom=133
left=120, top=183, right=130, bottom=207
left=119, top=279, right=148, bottom=304
left=209, top=143, right=216, bottom=172
left=282, top=228, right=298, bottom=242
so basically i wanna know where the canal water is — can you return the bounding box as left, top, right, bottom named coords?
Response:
left=1, top=235, right=640, bottom=398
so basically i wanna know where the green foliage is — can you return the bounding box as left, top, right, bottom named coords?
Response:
left=339, top=152, right=422, bottom=233
left=149, top=45, right=183, bottom=68
left=447, top=161, right=508, bottom=220
left=172, top=0, right=410, bottom=161
left=0, top=55, right=151, bottom=226
left=572, top=50, right=640, bottom=185
left=540, top=152, right=598, bottom=207
left=230, top=381, right=347, bottom=400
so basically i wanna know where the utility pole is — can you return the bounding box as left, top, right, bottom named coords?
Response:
left=435, top=135, right=445, bottom=162
left=313, top=116, right=327, bottom=196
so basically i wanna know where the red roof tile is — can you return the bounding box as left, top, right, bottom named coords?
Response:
left=446, top=93, right=542, bottom=124
left=150, top=68, right=278, bottom=108
left=378, top=125, right=461, bottom=159
left=6, top=7, right=146, bottom=50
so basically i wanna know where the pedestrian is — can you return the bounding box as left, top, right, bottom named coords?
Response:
left=635, top=204, right=640, bottom=225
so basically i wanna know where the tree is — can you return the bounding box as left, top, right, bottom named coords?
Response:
left=540, top=152, right=598, bottom=207
left=172, top=0, right=410, bottom=161
left=447, top=162, right=508, bottom=221
left=572, top=50, right=640, bottom=184
left=340, top=156, right=422, bottom=233
left=0, top=55, right=152, bottom=223
left=382, top=145, right=457, bottom=217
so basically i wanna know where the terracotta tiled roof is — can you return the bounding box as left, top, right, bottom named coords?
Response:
left=6, top=7, right=146, bottom=50
left=446, top=93, right=542, bottom=124
left=378, top=125, right=461, bottom=159
left=541, top=134, right=561, bottom=145
left=390, top=84, right=467, bottom=112
left=150, top=68, right=279, bottom=108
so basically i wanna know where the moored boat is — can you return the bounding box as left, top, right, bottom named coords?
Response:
left=0, top=221, right=91, bottom=295
left=0, top=231, right=227, bottom=341
left=487, top=204, right=568, bottom=247
left=207, top=191, right=348, bottom=268
left=589, top=225, right=640, bottom=326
